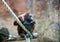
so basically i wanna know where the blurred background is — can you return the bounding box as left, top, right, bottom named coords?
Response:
left=0, top=0, right=60, bottom=42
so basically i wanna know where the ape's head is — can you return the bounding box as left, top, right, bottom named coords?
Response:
left=24, top=13, right=33, bottom=22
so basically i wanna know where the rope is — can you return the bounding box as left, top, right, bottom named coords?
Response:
left=2, top=0, right=32, bottom=38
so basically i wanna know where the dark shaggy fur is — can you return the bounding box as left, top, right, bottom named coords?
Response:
left=14, top=14, right=35, bottom=35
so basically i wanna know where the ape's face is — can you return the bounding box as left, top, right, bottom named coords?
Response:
left=24, top=13, right=33, bottom=22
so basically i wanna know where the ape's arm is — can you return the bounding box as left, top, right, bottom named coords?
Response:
left=14, top=20, right=18, bottom=25
left=30, top=21, right=35, bottom=33
left=14, top=17, right=24, bottom=26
